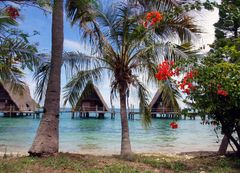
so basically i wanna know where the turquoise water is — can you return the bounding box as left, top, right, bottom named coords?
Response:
left=0, top=113, right=221, bottom=155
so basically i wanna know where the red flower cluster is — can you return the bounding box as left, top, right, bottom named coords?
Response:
left=170, top=122, right=178, bottom=129
left=179, top=70, right=197, bottom=95
left=6, top=6, right=19, bottom=19
left=143, top=11, right=163, bottom=28
left=217, top=85, right=228, bottom=96
left=155, top=60, right=179, bottom=80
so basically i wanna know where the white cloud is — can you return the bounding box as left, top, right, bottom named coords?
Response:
left=64, top=39, right=83, bottom=50
left=198, top=8, right=219, bottom=52
left=64, top=39, right=91, bottom=55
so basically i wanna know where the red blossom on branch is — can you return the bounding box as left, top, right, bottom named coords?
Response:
left=217, top=88, right=228, bottom=97
left=179, top=70, right=197, bottom=95
left=143, top=11, right=163, bottom=28
left=5, top=6, right=19, bottom=19
left=155, top=60, right=176, bottom=80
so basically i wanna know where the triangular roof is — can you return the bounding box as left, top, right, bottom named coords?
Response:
left=93, top=86, right=109, bottom=111
left=149, top=89, right=162, bottom=108
left=149, top=89, right=180, bottom=112
left=76, top=82, right=109, bottom=111
left=0, top=83, right=37, bottom=112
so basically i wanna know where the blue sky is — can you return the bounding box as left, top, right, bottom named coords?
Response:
left=16, top=1, right=219, bottom=108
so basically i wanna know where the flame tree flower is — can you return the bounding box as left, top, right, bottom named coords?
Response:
left=184, top=62, right=240, bottom=156
left=143, top=11, right=163, bottom=28
left=155, top=60, right=175, bottom=80
left=5, top=6, right=19, bottom=19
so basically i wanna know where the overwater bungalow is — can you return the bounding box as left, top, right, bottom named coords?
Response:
left=150, top=89, right=179, bottom=119
left=73, top=82, right=109, bottom=119
left=0, top=83, right=37, bottom=117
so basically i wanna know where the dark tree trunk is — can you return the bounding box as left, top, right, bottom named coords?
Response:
left=227, top=134, right=240, bottom=156
left=119, top=86, right=133, bottom=158
left=218, top=135, right=228, bottom=155
left=236, top=125, right=240, bottom=143
left=28, top=0, right=63, bottom=156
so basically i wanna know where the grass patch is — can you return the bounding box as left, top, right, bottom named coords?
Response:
left=0, top=153, right=239, bottom=173
left=136, top=155, right=187, bottom=172
left=103, top=164, right=139, bottom=173
left=0, top=157, right=37, bottom=173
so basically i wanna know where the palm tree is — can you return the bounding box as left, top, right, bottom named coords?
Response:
left=28, top=0, right=63, bottom=156
left=64, top=0, right=198, bottom=158
left=0, top=6, right=38, bottom=91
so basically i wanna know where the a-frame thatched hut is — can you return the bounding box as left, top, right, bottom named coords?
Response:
left=150, top=89, right=179, bottom=119
left=74, top=82, right=109, bottom=119
left=0, top=83, right=37, bottom=116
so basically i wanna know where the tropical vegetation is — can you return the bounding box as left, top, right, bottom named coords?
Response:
left=0, top=3, right=38, bottom=90
left=1, top=0, right=239, bottom=165
left=172, top=0, right=240, bottom=157
left=63, top=0, right=201, bottom=158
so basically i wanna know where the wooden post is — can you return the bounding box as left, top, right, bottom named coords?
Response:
left=96, top=105, right=98, bottom=118
left=86, top=112, right=89, bottom=118
left=71, top=111, right=75, bottom=119
left=80, top=112, right=82, bottom=118
left=83, top=106, right=85, bottom=118
left=111, top=106, right=115, bottom=119
left=152, top=114, right=157, bottom=118
left=132, top=105, right=134, bottom=120
left=98, top=113, right=104, bottom=119
left=9, top=105, right=12, bottom=117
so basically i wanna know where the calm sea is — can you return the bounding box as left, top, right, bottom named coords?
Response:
left=0, top=112, right=222, bottom=155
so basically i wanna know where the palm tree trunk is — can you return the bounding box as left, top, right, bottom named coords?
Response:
left=119, top=86, right=133, bottom=158
left=218, top=135, right=228, bottom=155
left=28, top=0, right=63, bottom=156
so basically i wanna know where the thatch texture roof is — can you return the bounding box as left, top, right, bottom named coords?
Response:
left=93, top=86, right=109, bottom=111
left=0, top=83, right=37, bottom=112
left=149, top=89, right=162, bottom=108
left=150, top=89, right=180, bottom=112
left=76, top=82, right=109, bottom=112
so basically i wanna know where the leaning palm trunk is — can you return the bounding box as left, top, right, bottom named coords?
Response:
left=119, top=86, right=133, bottom=158
left=29, top=0, right=63, bottom=156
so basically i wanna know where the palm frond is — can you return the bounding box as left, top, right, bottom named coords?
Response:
left=62, top=51, right=101, bottom=77
left=33, top=61, right=50, bottom=103
left=66, top=0, right=98, bottom=26
left=129, top=0, right=179, bottom=10
left=156, top=14, right=200, bottom=44
left=63, top=67, right=104, bottom=107
left=0, top=38, right=38, bottom=70
left=0, top=61, right=25, bottom=93
left=158, top=80, right=181, bottom=112
left=134, top=78, right=151, bottom=127
left=0, top=16, right=17, bottom=31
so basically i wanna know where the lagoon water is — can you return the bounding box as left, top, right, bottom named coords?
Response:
left=0, top=112, right=221, bottom=155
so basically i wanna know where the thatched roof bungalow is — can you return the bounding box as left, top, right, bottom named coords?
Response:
left=0, top=83, right=37, bottom=113
left=150, top=89, right=178, bottom=114
left=75, top=82, right=109, bottom=113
